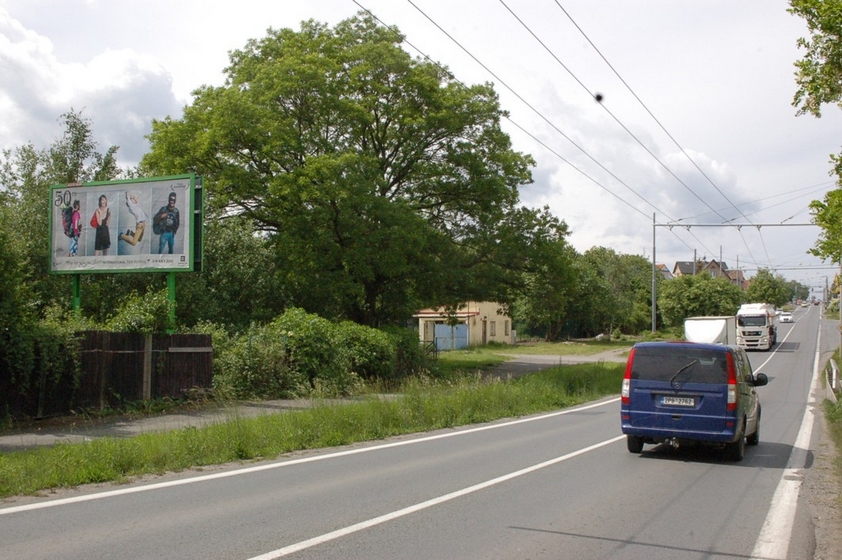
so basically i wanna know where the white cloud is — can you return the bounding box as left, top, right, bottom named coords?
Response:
left=0, top=6, right=181, bottom=165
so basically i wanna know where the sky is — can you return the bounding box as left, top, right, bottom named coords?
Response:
left=1, top=0, right=841, bottom=290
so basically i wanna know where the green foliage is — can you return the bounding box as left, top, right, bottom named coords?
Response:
left=515, top=236, right=576, bottom=340
left=210, top=309, right=433, bottom=398
left=271, top=308, right=350, bottom=388
left=0, top=110, right=125, bottom=319
left=521, top=247, right=657, bottom=340
left=382, top=325, right=435, bottom=379
left=0, top=204, right=35, bottom=380
left=107, top=289, right=174, bottom=334
left=212, top=309, right=362, bottom=399
left=809, top=189, right=842, bottom=263
left=212, top=321, right=306, bottom=400
left=176, top=216, right=284, bottom=330
left=744, top=268, right=792, bottom=307
left=334, top=321, right=396, bottom=380
left=789, top=1, right=842, bottom=261
left=658, top=274, right=743, bottom=327
left=579, top=248, right=655, bottom=336
left=789, top=0, right=842, bottom=119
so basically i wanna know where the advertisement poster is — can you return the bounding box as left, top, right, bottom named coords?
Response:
left=50, top=175, right=196, bottom=274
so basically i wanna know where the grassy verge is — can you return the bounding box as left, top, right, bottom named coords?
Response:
left=0, top=361, right=623, bottom=499
left=823, top=347, right=842, bottom=504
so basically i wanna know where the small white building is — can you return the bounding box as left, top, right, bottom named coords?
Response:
left=414, top=301, right=513, bottom=350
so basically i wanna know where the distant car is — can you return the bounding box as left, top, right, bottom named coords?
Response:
left=779, top=312, right=793, bottom=323
left=802, top=302, right=810, bottom=307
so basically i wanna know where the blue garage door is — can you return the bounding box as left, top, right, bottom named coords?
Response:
left=434, top=323, right=469, bottom=351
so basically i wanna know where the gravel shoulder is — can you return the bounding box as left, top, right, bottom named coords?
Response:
left=806, top=401, right=842, bottom=559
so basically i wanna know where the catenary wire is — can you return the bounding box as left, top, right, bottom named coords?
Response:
left=351, top=0, right=704, bottom=254
left=499, top=0, right=763, bottom=269
left=394, top=0, right=721, bottom=256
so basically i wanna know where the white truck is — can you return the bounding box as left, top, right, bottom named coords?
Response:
left=735, top=303, right=777, bottom=351
left=684, top=316, right=737, bottom=345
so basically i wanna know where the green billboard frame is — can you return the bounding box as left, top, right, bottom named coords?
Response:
left=49, top=174, right=202, bottom=274
left=49, top=174, right=203, bottom=329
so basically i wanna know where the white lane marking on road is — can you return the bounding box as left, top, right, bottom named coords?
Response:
left=750, top=315, right=822, bottom=560
left=0, top=397, right=621, bottom=516
left=248, top=435, right=626, bottom=559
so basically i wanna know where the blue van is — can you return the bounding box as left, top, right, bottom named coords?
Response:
left=620, top=341, right=768, bottom=461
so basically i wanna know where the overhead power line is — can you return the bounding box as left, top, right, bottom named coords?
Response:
left=351, top=0, right=728, bottom=259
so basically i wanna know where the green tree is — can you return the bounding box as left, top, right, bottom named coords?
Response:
left=177, top=215, right=284, bottom=330
left=789, top=1, right=842, bottom=262
left=562, top=256, right=614, bottom=338
left=785, top=279, right=810, bottom=302
left=0, top=110, right=123, bottom=317
left=744, top=268, right=791, bottom=307
left=789, top=0, right=842, bottom=120
left=0, top=203, right=35, bottom=379
left=658, top=274, right=743, bottom=328
left=141, top=14, right=566, bottom=326
left=514, top=236, right=577, bottom=341
left=583, top=247, right=652, bottom=334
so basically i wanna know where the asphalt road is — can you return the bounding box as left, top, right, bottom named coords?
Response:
left=0, top=312, right=833, bottom=559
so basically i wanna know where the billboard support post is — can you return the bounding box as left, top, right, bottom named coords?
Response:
left=167, top=271, right=176, bottom=333
left=72, top=274, right=81, bottom=315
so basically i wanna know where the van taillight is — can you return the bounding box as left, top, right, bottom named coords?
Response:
left=621, top=348, right=635, bottom=405
left=726, top=352, right=738, bottom=411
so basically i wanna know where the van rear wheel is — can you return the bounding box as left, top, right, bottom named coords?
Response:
left=747, top=413, right=760, bottom=446
left=627, top=435, right=644, bottom=454
left=725, top=426, right=746, bottom=462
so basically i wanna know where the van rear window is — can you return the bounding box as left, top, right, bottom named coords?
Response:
left=631, top=347, right=727, bottom=384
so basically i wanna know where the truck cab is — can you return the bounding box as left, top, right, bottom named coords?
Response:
left=735, top=303, right=777, bottom=351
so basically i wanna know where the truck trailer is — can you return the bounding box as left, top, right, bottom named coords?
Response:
left=684, top=316, right=737, bottom=345
left=735, top=303, right=777, bottom=351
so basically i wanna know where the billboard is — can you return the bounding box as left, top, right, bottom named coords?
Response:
left=50, top=174, right=199, bottom=274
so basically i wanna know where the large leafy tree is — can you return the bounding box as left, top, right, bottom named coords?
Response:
left=658, top=274, right=743, bottom=328
left=0, top=202, right=34, bottom=377
left=562, top=257, right=614, bottom=339
left=514, top=234, right=576, bottom=341
left=789, top=1, right=842, bottom=262
left=580, top=248, right=654, bottom=335
left=744, top=268, right=791, bottom=307
left=142, top=14, right=567, bottom=326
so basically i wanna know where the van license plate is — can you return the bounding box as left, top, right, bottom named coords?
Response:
left=661, top=396, right=694, bottom=407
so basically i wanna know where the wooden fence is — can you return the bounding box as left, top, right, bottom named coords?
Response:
left=3, top=331, right=213, bottom=420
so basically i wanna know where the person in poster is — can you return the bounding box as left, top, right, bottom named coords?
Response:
left=68, top=200, right=82, bottom=256
left=153, top=191, right=179, bottom=254
left=90, top=194, right=111, bottom=256
left=119, top=190, right=148, bottom=247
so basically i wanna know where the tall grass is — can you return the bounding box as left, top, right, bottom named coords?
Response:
left=0, top=362, right=623, bottom=499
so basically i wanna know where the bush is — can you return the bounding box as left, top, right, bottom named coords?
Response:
left=208, top=308, right=435, bottom=399
left=383, top=326, right=435, bottom=379
left=107, top=289, right=174, bottom=334
left=334, top=321, right=396, bottom=380
left=211, top=309, right=366, bottom=399
left=271, top=308, right=349, bottom=387
left=212, top=322, right=305, bottom=400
